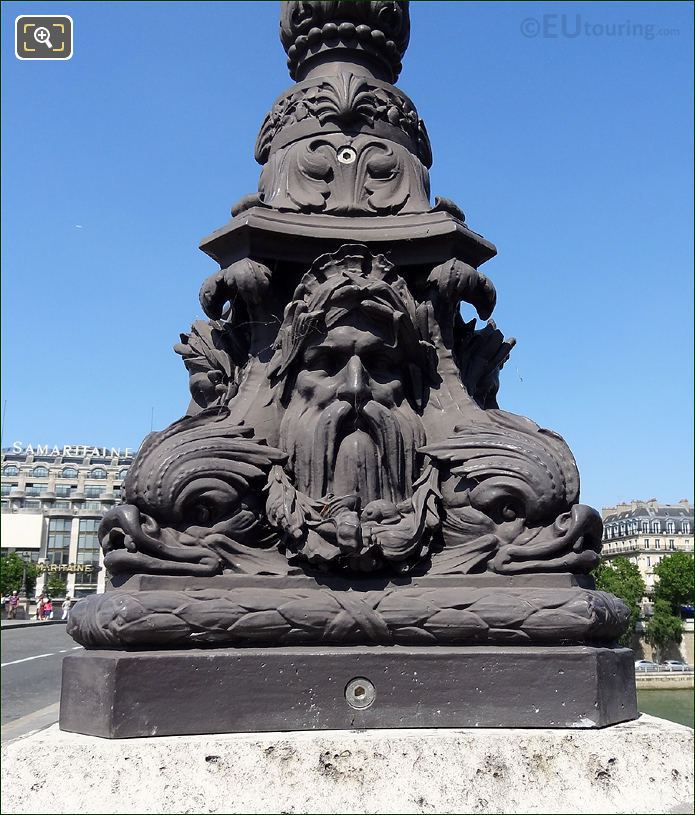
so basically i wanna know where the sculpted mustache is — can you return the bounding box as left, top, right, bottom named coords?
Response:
left=310, top=399, right=409, bottom=499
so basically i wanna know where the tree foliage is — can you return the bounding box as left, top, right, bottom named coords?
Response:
left=594, top=557, right=646, bottom=646
left=45, top=574, right=67, bottom=597
left=653, top=552, right=695, bottom=614
left=0, top=552, right=38, bottom=596
left=644, top=598, right=683, bottom=663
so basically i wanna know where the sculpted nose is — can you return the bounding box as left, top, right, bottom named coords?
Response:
left=339, top=355, right=370, bottom=407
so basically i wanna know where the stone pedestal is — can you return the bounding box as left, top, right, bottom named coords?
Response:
left=2, top=716, right=692, bottom=814
left=59, top=645, right=636, bottom=738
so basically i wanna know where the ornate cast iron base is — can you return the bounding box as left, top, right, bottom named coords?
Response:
left=59, top=645, right=637, bottom=738
left=59, top=2, right=639, bottom=741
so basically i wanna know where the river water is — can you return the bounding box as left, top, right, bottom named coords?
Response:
left=637, top=689, right=694, bottom=728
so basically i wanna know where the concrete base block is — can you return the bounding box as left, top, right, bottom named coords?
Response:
left=1, top=716, right=692, bottom=814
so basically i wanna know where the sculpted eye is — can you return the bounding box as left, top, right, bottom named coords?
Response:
left=180, top=484, right=242, bottom=529
left=501, top=505, right=518, bottom=521
left=192, top=504, right=211, bottom=525
left=363, top=350, right=398, bottom=381
left=306, top=350, right=343, bottom=375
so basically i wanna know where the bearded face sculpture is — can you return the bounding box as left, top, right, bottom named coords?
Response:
left=266, top=245, right=441, bottom=574
left=279, top=306, right=426, bottom=505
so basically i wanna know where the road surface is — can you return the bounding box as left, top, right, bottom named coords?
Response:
left=1, top=624, right=82, bottom=741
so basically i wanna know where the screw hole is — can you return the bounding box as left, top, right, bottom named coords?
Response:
left=345, top=677, right=375, bottom=709
left=337, top=146, right=357, bottom=164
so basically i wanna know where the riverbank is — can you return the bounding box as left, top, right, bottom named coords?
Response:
left=635, top=673, right=694, bottom=689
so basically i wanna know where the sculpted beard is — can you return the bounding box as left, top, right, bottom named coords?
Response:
left=280, top=397, right=425, bottom=504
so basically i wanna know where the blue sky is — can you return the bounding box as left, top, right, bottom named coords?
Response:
left=2, top=1, right=693, bottom=511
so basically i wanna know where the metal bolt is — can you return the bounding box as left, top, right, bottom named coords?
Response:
left=337, top=146, right=357, bottom=165
left=345, top=677, right=375, bottom=709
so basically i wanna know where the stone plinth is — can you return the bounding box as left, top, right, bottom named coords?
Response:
left=2, top=716, right=692, bottom=814
left=59, top=645, right=637, bottom=737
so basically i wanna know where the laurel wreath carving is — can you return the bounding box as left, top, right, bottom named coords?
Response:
left=68, top=587, right=629, bottom=648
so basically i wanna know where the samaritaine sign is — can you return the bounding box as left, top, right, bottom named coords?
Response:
left=10, top=443, right=135, bottom=458
left=38, top=563, right=100, bottom=574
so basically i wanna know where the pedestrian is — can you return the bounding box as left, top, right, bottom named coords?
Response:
left=43, top=596, right=53, bottom=620
left=8, top=591, right=20, bottom=619
left=36, top=595, right=45, bottom=621
left=61, top=596, right=72, bottom=621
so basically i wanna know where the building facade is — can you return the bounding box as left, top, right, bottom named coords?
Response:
left=1, top=444, right=134, bottom=597
left=601, top=499, right=694, bottom=597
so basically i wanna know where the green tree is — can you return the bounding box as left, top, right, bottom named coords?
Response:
left=46, top=573, right=67, bottom=597
left=594, top=557, right=646, bottom=646
left=644, top=598, right=683, bottom=663
left=0, top=552, right=38, bottom=596
left=653, top=552, right=695, bottom=615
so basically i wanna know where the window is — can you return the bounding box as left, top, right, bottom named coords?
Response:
left=84, top=501, right=102, bottom=510
left=84, top=486, right=104, bottom=498
left=90, top=468, right=107, bottom=479
left=619, top=522, right=625, bottom=535
left=118, top=469, right=129, bottom=480
left=641, top=521, right=649, bottom=533
left=3, top=465, right=19, bottom=476
left=683, top=522, right=691, bottom=534
left=644, top=538, right=650, bottom=548
left=1, top=483, right=12, bottom=496
left=55, top=485, right=75, bottom=497
left=32, top=466, right=49, bottom=478
left=24, top=483, right=44, bottom=496
left=667, top=521, right=675, bottom=534
left=654, top=539, right=661, bottom=549
left=652, top=521, right=661, bottom=533
left=61, top=467, right=79, bottom=479
left=23, top=499, right=40, bottom=509
left=646, top=557, right=651, bottom=567
left=47, top=518, right=71, bottom=565
left=75, top=519, right=100, bottom=586
left=1, top=500, right=9, bottom=510
left=53, top=500, right=71, bottom=509
left=10, top=549, right=40, bottom=564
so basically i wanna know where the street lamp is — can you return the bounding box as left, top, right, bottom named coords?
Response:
left=19, top=552, right=31, bottom=597
left=18, top=558, right=27, bottom=596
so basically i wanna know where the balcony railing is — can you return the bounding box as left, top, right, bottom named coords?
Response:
left=603, top=544, right=693, bottom=556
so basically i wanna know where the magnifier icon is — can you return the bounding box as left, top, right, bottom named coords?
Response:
left=34, top=26, right=53, bottom=49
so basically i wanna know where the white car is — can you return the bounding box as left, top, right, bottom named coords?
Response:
left=660, top=660, right=691, bottom=672
left=634, top=660, right=660, bottom=672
